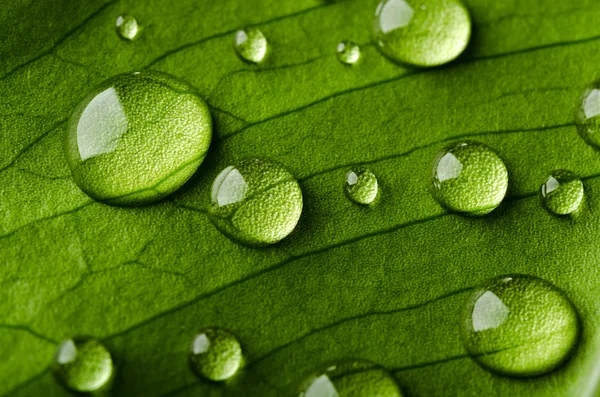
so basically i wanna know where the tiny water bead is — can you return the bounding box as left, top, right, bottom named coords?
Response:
left=189, top=328, right=243, bottom=382
left=575, top=80, right=600, bottom=149
left=337, top=41, right=361, bottom=65
left=52, top=337, right=113, bottom=392
left=299, top=359, right=403, bottom=397
left=373, top=0, right=471, bottom=67
left=345, top=168, right=378, bottom=205
left=234, top=27, right=268, bottom=63
left=460, top=275, right=580, bottom=377
left=431, top=141, right=508, bottom=216
left=208, top=158, right=303, bottom=246
left=541, top=170, right=584, bottom=216
left=65, top=71, right=212, bottom=206
left=115, top=14, right=140, bottom=41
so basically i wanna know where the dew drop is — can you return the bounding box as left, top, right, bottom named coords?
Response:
left=189, top=328, right=243, bottom=382
left=299, top=359, right=403, bottom=397
left=541, top=170, right=584, bottom=216
left=208, top=158, right=303, bottom=246
left=373, top=0, right=471, bottom=67
left=460, top=275, right=580, bottom=377
left=575, top=80, right=600, bottom=149
left=337, top=41, right=361, bottom=65
left=115, top=14, right=140, bottom=41
left=65, top=71, right=212, bottom=206
left=431, top=141, right=508, bottom=216
left=234, top=28, right=268, bottom=63
left=345, top=168, right=378, bottom=205
left=52, top=337, right=113, bottom=393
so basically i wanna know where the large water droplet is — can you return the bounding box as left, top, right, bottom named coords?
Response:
left=115, top=15, right=140, bottom=41
left=345, top=168, right=378, bottom=205
left=234, top=28, right=268, bottom=63
left=208, top=158, right=303, bottom=246
left=460, top=275, right=580, bottom=377
left=65, top=71, right=212, bottom=206
left=431, top=141, right=508, bottom=216
left=52, top=337, right=113, bottom=392
left=575, top=81, right=600, bottom=149
left=373, top=0, right=471, bottom=67
left=299, top=359, right=403, bottom=397
left=337, top=41, right=361, bottom=65
left=189, top=328, right=243, bottom=382
left=541, top=170, right=584, bottom=216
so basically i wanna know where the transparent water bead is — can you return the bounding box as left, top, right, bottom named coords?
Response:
left=541, top=170, right=584, bottom=215
left=65, top=71, right=212, bottom=206
left=460, top=275, right=580, bottom=377
left=208, top=158, right=303, bottom=246
left=345, top=168, right=378, bottom=205
left=234, top=27, right=268, bottom=63
left=189, top=328, right=243, bottom=382
left=337, top=41, right=361, bottom=65
left=52, top=337, right=113, bottom=392
left=373, top=0, right=471, bottom=67
left=299, top=359, right=403, bottom=397
left=116, top=14, right=140, bottom=41
left=431, top=141, right=508, bottom=216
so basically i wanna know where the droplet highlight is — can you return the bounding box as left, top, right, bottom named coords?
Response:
left=52, top=337, right=113, bottom=392
left=541, top=170, right=584, bottom=216
left=208, top=158, right=303, bottom=246
left=575, top=80, right=600, bottom=149
left=460, top=275, right=580, bottom=377
left=345, top=168, right=378, bottom=205
left=65, top=71, right=212, bottom=206
left=234, top=28, right=268, bottom=63
left=116, top=14, right=140, bottom=41
left=299, top=359, right=403, bottom=397
left=189, top=328, right=243, bottom=382
left=373, top=0, right=471, bottom=67
left=337, top=41, right=361, bottom=65
left=431, top=141, right=508, bottom=216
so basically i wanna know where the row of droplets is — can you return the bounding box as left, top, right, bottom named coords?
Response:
left=52, top=274, right=580, bottom=394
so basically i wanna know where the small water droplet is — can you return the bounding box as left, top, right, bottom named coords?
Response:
left=373, top=0, right=471, bottom=67
left=431, top=141, right=508, bottom=216
left=189, top=328, right=243, bottom=382
left=116, top=14, right=140, bottom=41
left=575, top=80, right=600, bottom=149
left=336, top=41, right=361, bottom=65
left=234, top=28, right=268, bottom=63
left=52, top=337, right=113, bottom=392
left=541, top=170, right=584, bottom=216
left=299, top=359, right=403, bottom=397
left=345, top=168, right=378, bottom=205
left=208, top=158, right=303, bottom=246
left=460, top=275, right=580, bottom=377
left=65, top=71, right=212, bottom=206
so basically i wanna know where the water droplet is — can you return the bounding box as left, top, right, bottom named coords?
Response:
left=189, top=328, right=243, bottom=382
left=373, top=0, right=471, bottom=67
left=234, top=28, right=268, bottom=63
left=460, top=275, right=580, bottom=377
left=431, top=141, right=508, bottom=216
left=337, top=41, right=361, bottom=65
left=575, top=80, right=600, bottom=149
left=208, top=158, right=303, bottom=246
left=345, top=168, right=378, bottom=205
left=299, top=359, right=403, bottom=397
left=115, top=15, right=140, bottom=41
left=65, top=71, right=212, bottom=206
left=52, top=337, right=113, bottom=392
left=541, top=170, right=584, bottom=216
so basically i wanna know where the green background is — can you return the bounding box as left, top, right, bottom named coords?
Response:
left=2, top=0, right=600, bottom=396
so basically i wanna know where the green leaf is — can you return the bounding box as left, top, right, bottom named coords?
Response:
left=2, top=0, right=600, bottom=396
